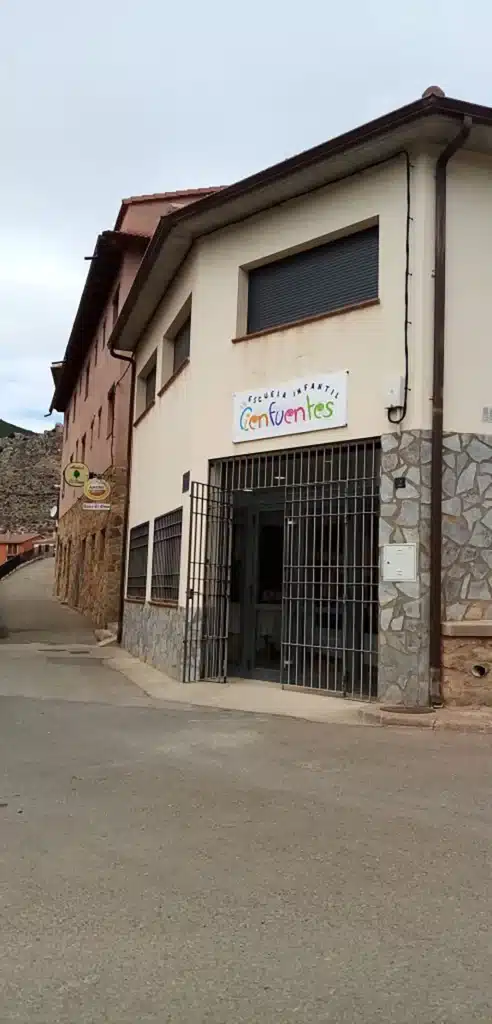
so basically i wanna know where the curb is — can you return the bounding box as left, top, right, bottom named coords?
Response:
left=359, top=708, right=492, bottom=734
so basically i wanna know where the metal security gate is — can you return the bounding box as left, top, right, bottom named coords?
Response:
left=282, top=468, right=379, bottom=698
left=188, top=438, right=379, bottom=697
left=183, top=482, right=233, bottom=682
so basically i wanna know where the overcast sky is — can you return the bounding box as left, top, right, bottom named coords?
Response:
left=0, top=0, right=490, bottom=432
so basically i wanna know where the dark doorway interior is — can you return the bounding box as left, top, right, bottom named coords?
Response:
left=229, top=492, right=284, bottom=680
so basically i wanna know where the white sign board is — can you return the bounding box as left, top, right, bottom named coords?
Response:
left=232, top=372, right=348, bottom=444
left=382, top=544, right=417, bottom=582
left=82, top=502, right=111, bottom=511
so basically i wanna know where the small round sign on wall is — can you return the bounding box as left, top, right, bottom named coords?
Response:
left=64, top=461, right=89, bottom=487
left=83, top=477, right=111, bottom=502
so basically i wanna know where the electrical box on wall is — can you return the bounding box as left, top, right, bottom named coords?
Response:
left=382, top=544, right=417, bottom=582
left=384, top=376, right=405, bottom=409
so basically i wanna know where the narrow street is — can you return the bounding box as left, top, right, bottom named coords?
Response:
left=1, top=562, right=492, bottom=1023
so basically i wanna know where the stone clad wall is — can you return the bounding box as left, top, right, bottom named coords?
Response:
left=378, top=429, right=492, bottom=707
left=378, top=430, right=431, bottom=707
left=441, top=432, right=492, bottom=705
left=55, top=467, right=126, bottom=629
left=122, top=600, right=185, bottom=680
left=441, top=433, right=492, bottom=619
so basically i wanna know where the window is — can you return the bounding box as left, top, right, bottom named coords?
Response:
left=97, top=406, right=102, bottom=438
left=7, top=544, right=16, bottom=557
left=85, top=364, right=90, bottom=399
left=107, top=387, right=115, bottom=437
left=145, top=364, right=156, bottom=410
left=90, top=418, right=94, bottom=448
left=102, top=317, right=107, bottom=348
left=151, top=508, right=183, bottom=602
left=136, top=351, right=157, bottom=418
left=94, top=337, right=98, bottom=367
left=72, top=393, right=77, bottom=422
left=112, top=285, right=120, bottom=327
left=81, top=434, right=86, bottom=464
left=64, top=412, right=69, bottom=440
left=127, top=522, right=149, bottom=599
left=173, top=317, right=190, bottom=375
left=246, top=225, right=379, bottom=335
left=75, top=439, right=79, bottom=461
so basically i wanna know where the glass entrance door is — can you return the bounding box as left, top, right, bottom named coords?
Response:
left=228, top=496, right=284, bottom=681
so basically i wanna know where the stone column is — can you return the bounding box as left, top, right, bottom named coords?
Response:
left=378, top=430, right=431, bottom=706
left=441, top=432, right=492, bottom=705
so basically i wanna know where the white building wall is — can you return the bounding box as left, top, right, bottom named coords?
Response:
left=444, top=153, right=492, bottom=434
left=128, top=158, right=424, bottom=600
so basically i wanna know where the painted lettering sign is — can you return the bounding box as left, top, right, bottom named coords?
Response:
left=232, top=371, right=348, bottom=443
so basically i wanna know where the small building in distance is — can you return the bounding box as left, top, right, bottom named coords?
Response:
left=0, top=532, right=43, bottom=567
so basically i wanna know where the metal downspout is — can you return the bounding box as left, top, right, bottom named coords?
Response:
left=109, top=348, right=136, bottom=645
left=429, top=116, right=472, bottom=705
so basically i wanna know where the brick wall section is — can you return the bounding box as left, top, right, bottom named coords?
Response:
left=55, top=466, right=126, bottom=628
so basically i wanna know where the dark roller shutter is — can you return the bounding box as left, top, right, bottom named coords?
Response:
left=247, top=225, right=379, bottom=334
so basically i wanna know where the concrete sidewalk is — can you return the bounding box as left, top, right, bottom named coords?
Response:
left=107, top=647, right=492, bottom=733
left=106, top=648, right=365, bottom=725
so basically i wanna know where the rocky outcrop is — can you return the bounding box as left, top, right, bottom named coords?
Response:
left=0, top=425, right=62, bottom=534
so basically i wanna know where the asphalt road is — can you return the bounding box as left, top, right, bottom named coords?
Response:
left=1, top=693, right=492, bottom=1023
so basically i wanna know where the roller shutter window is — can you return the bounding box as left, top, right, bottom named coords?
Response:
left=247, top=225, right=379, bottom=335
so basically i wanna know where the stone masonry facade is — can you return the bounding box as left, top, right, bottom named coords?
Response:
left=55, top=467, right=126, bottom=629
left=441, top=432, right=492, bottom=705
left=379, top=430, right=492, bottom=707
left=378, top=430, right=431, bottom=707
left=122, top=600, right=186, bottom=680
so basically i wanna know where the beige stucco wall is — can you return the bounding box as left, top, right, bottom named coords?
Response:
left=128, top=157, right=432, bottom=604
left=444, top=154, right=492, bottom=434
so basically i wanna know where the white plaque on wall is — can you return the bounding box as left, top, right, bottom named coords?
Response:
left=382, top=544, right=417, bottom=582
left=232, top=372, right=348, bottom=443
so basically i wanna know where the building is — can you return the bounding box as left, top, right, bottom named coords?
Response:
left=110, top=87, right=492, bottom=708
left=50, top=189, right=219, bottom=628
left=0, top=532, right=44, bottom=567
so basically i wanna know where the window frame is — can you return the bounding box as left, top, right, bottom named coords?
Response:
left=172, top=316, right=191, bottom=376
left=107, top=386, right=115, bottom=438
left=245, top=223, right=379, bottom=336
left=112, top=285, right=120, bottom=328
left=126, top=522, right=149, bottom=600
left=136, top=350, right=157, bottom=420
left=151, top=507, right=183, bottom=604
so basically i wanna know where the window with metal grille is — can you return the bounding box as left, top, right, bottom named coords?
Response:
left=173, top=317, right=190, bottom=374
left=151, top=508, right=183, bottom=602
left=247, top=225, right=379, bottom=334
left=126, top=522, right=149, bottom=599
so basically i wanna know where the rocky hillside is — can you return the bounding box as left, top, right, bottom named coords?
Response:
left=0, top=426, right=63, bottom=534
left=0, top=419, right=33, bottom=438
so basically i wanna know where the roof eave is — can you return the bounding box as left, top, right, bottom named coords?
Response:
left=52, top=230, right=149, bottom=411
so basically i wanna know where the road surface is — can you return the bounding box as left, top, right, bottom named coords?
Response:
left=1, top=561, right=492, bottom=1022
